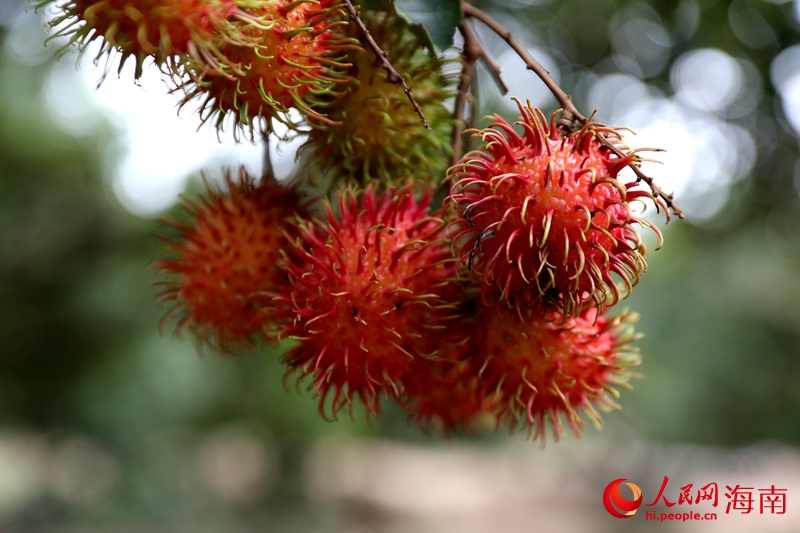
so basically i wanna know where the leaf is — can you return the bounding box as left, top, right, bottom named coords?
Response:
left=358, top=0, right=462, bottom=52
left=395, top=0, right=461, bottom=51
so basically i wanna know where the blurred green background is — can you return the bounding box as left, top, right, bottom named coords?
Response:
left=2, top=0, right=800, bottom=531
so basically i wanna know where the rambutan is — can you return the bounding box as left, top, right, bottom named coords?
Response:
left=276, top=186, right=459, bottom=419
left=154, top=168, right=304, bottom=353
left=296, top=6, right=454, bottom=188
left=446, top=99, right=664, bottom=318
left=179, top=0, right=357, bottom=137
left=395, top=295, right=494, bottom=434
left=39, top=0, right=246, bottom=79
left=475, top=305, right=641, bottom=442
left=400, top=347, right=494, bottom=435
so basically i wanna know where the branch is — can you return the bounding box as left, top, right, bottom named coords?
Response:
left=468, top=59, right=480, bottom=132
left=260, top=131, right=276, bottom=184
left=461, top=2, right=684, bottom=221
left=461, top=16, right=508, bottom=95
left=450, top=20, right=481, bottom=169
left=343, top=0, right=431, bottom=130
left=450, top=16, right=509, bottom=169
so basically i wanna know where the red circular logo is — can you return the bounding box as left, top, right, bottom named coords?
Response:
left=603, top=478, right=643, bottom=518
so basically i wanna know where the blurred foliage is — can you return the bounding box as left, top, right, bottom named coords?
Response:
left=2, top=0, right=800, bottom=531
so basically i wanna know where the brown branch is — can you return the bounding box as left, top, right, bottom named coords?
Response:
left=343, top=0, right=431, bottom=130
left=450, top=20, right=482, bottom=169
left=450, top=61, right=474, bottom=168
left=450, top=17, right=510, bottom=170
left=461, top=4, right=569, bottom=112
left=460, top=17, right=508, bottom=95
left=468, top=60, right=479, bottom=132
left=461, top=2, right=684, bottom=221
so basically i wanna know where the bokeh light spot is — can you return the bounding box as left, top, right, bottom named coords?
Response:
left=671, top=48, right=743, bottom=115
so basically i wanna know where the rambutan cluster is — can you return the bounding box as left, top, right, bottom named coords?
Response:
left=40, top=0, right=675, bottom=442
left=152, top=166, right=651, bottom=441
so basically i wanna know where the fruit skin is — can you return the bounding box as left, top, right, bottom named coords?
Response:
left=398, top=296, right=495, bottom=435
left=475, top=305, right=641, bottom=442
left=39, top=0, right=246, bottom=79
left=401, top=354, right=493, bottom=435
left=446, top=99, right=663, bottom=318
left=179, top=0, right=358, bottom=138
left=295, top=5, right=454, bottom=189
left=276, top=186, right=460, bottom=419
left=154, top=168, right=304, bottom=354
left=399, top=322, right=496, bottom=436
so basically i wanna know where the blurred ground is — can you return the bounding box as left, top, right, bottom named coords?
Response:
left=1, top=427, right=799, bottom=532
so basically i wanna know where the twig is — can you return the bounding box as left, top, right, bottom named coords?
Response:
left=461, top=17, right=508, bottom=95
left=343, top=0, right=431, bottom=130
left=450, top=60, right=474, bottom=168
left=468, top=60, right=479, bottom=132
left=260, top=131, right=276, bottom=184
left=450, top=20, right=481, bottom=169
left=450, top=16, right=509, bottom=169
left=461, top=2, right=684, bottom=221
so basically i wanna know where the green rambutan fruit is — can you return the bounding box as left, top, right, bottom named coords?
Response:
left=275, top=185, right=460, bottom=419
left=295, top=4, right=454, bottom=188
left=446, top=99, right=664, bottom=318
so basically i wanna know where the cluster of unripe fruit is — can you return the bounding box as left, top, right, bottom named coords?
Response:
left=41, top=0, right=667, bottom=440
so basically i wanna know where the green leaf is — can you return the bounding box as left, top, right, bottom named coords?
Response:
left=395, top=0, right=461, bottom=51
left=358, top=0, right=461, bottom=52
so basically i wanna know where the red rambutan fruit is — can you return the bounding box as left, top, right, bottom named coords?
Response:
left=276, top=186, right=459, bottom=419
left=446, top=99, right=664, bottom=318
left=296, top=6, right=454, bottom=188
left=400, top=343, right=495, bottom=435
left=180, top=0, right=357, bottom=137
left=475, top=305, right=641, bottom=442
left=154, top=168, right=304, bottom=353
left=391, top=294, right=493, bottom=434
left=39, top=0, right=245, bottom=79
